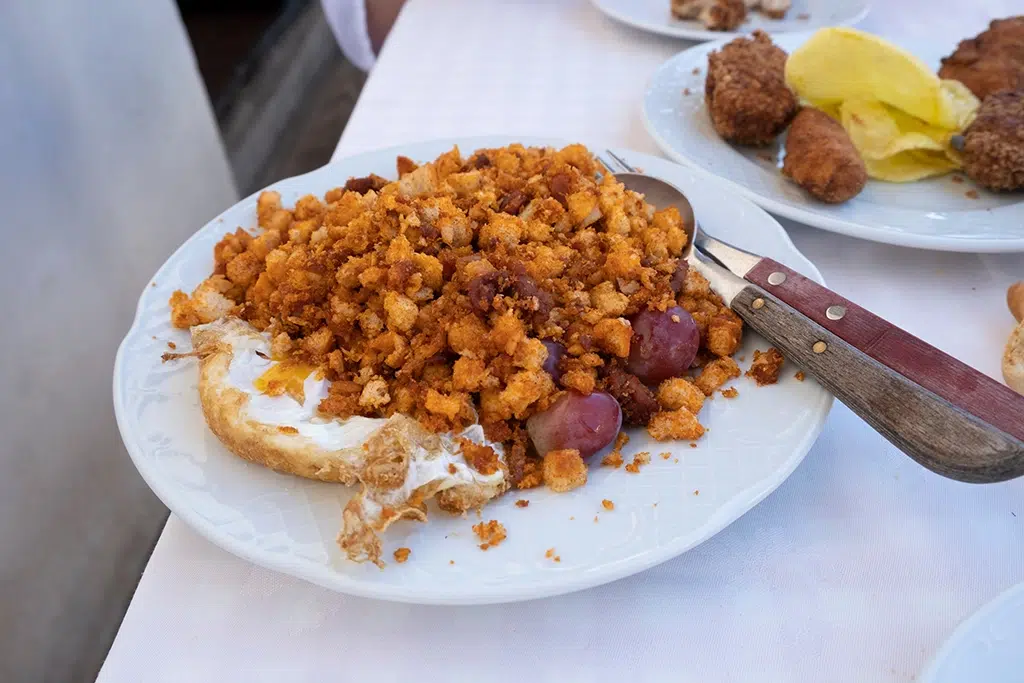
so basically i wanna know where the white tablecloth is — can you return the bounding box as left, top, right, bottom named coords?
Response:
left=98, top=2, right=1024, bottom=681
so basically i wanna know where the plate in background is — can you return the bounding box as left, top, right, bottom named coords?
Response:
left=592, top=0, right=868, bottom=42
left=643, top=33, right=1024, bottom=252
left=920, top=582, right=1024, bottom=683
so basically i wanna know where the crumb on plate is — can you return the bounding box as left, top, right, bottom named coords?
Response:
left=602, top=499, right=615, bottom=511
left=393, top=547, right=411, bottom=563
left=624, top=451, right=651, bottom=473
left=473, top=520, right=507, bottom=550
left=746, top=347, right=784, bottom=386
left=602, top=431, right=630, bottom=467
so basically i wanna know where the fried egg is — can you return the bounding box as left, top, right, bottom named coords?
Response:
left=190, top=317, right=508, bottom=565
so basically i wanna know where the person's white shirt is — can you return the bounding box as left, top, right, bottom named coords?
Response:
left=320, top=0, right=377, bottom=71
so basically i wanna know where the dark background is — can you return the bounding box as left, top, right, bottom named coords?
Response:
left=175, top=0, right=363, bottom=193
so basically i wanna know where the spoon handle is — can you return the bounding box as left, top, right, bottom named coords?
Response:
left=728, top=260, right=1024, bottom=483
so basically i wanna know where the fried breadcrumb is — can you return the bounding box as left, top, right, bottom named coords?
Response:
left=543, top=449, right=588, bottom=492
left=938, top=18, right=1024, bottom=100
left=648, top=410, right=706, bottom=441
left=747, top=348, right=785, bottom=386
left=473, top=520, right=507, bottom=550
left=961, top=90, right=1024, bottom=191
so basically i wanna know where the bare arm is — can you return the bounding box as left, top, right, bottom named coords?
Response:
left=366, top=0, right=407, bottom=53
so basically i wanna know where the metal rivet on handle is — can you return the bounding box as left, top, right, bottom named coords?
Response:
left=767, top=272, right=786, bottom=286
left=812, top=341, right=827, bottom=354
left=826, top=305, right=847, bottom=321
left=752, top=298, right=765, bottom=309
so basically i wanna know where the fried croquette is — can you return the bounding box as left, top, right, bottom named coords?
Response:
left=672, top=0, right=787, bottom=25
left=961, top=90, right=1024, bottom=191
left=939, top=17, right=1024, bottom=100
left=671, top=0, right=706, bottom=20
left=705, top=31, right=798, bottom=146
left=700, top=0, right=747, bottom=31
left=782, top=108, right=867, bottom=203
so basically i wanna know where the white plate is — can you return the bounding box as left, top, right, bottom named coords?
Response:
left=113, top=135, right=832, bottom=604
left=920, top=582, right=1024, bottom=683
left=643, top=33, right=1024, bottom=253
left=591, top=0, right=869, bottom=42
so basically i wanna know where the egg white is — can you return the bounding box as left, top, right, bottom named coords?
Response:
left=190, top=317, right=508, bottom=565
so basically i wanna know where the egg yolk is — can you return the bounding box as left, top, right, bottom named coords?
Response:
left=254, top=361, right=318, bottom=404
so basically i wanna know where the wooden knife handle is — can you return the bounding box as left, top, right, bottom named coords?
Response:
left=731, top=283, right=1024, bottom=484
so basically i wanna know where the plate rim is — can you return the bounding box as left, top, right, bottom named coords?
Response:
left=641, top=35, right=1024, bottom=253
left=918, top=581, right=1024, bottom=682
left=590, top=0, right=870, bottom=42
left=113, top=134, right=833, bottom=604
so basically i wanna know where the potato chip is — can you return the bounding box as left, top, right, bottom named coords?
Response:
left=862, top=150, right=961, bottom=183
left=785, top=27, right=980, bottom=182
left=838, top=100, right=959, bottom=181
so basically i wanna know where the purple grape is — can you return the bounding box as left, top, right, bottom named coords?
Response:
left=541, top=340, right=567, bottom=381
left=626, top=306, right=700, bottom=384
left=526, top=391, right=622, bottom=460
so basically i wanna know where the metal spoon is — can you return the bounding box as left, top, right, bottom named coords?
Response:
left=601, top=152, right=1024, bottom=484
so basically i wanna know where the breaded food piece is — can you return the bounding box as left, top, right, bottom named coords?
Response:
left=746, top=347, right=784, bottom=386
left=543, top=449, right=587, bottom=492
left=699, top=0, right=747, bottom=31
left=694, top=356, right=740, bottom=396
left=705, top=31, right=798, bottom=145
left=672, top=0, right=747, bottom=29
left=782, top=108, right=867, bottom=203
left=756, top=0, right=790, bottom=20
left=648, top=409, right=706, bottom=441
left=671, top=0, right=707, bottom=20
left=938, top=17, right=1024, bottom=100
left=961, top=90, right=1024, bottom=191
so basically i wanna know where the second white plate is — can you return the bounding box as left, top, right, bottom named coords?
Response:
left=591, top=0, right=869, bottom=42
left=920, top=582, right=1024, bottom=683
left=643, top=33, right=1024, bottom=253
